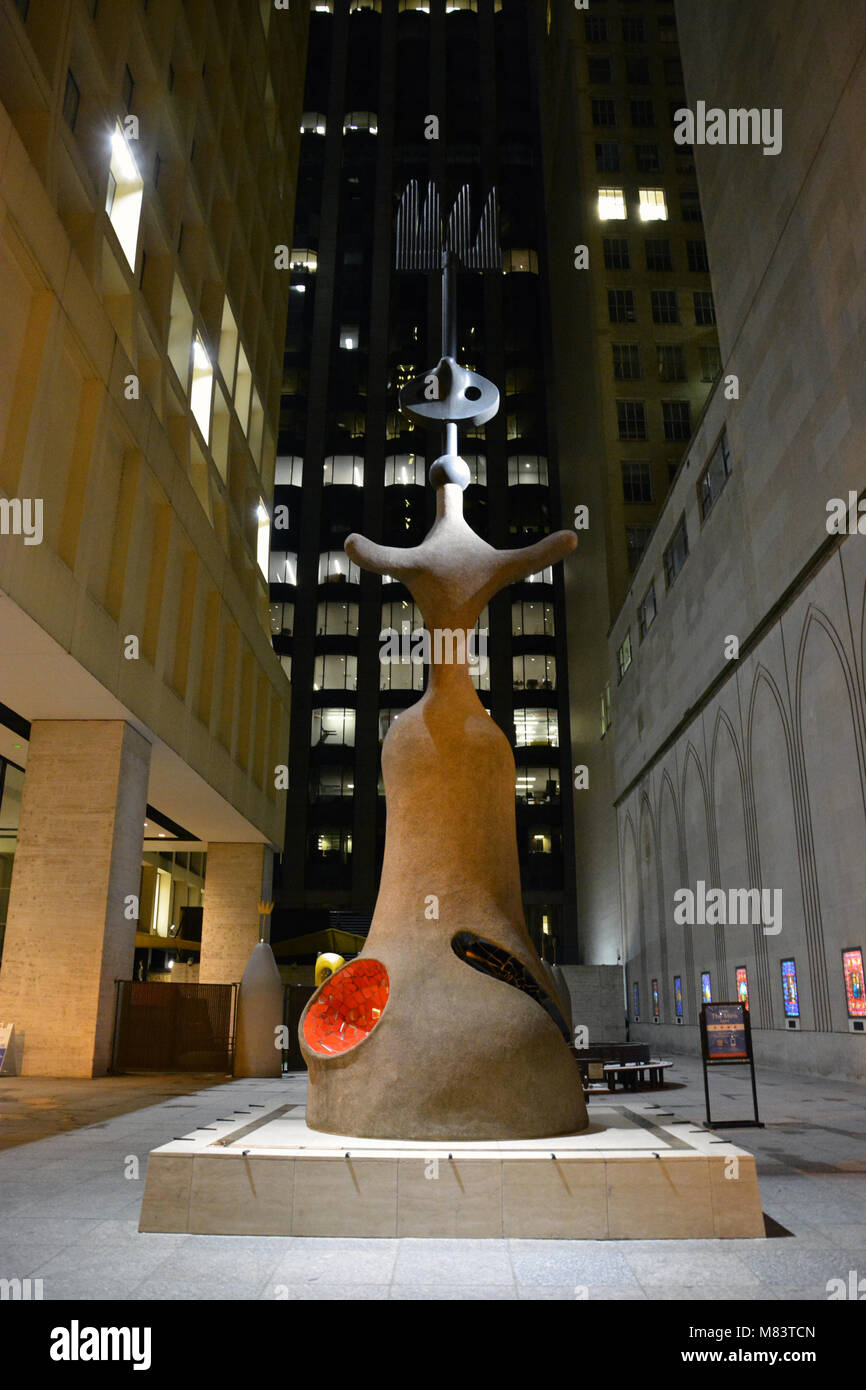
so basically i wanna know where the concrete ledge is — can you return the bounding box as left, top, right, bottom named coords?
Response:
left=139, top=1101, right=765, bottom=1240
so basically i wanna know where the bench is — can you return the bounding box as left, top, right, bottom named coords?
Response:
left=603, top=1059, right=672, bottom=1091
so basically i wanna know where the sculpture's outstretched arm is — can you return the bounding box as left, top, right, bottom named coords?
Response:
left=494, top=530, right=578, bottom=588
left=345, top=532, right=421, bottom=580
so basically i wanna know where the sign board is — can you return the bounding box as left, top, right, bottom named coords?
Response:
left=699, top=1002, right=762, bottom=1129
left=0, top=1022, right=14, bottom=1075
left=704, top=1001, right=749, bottom=1060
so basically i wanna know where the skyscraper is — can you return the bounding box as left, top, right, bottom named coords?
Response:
left=271, top=0, right=580, bottom=961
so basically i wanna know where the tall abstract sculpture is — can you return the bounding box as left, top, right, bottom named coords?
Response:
left=300, top=185, right=587, bottom=1139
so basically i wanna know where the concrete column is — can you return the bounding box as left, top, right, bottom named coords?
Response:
left=199, top=843, right=273, bottom=984
left=0, top=720, right=151, bottom=1076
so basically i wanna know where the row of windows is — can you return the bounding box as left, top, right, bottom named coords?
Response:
left=271, top=599, right=556, bottom=639
left=270, top=552, right=556, bottom=587
left=585, top=15, right=677, bottom=45
left=596, top=141, right=671, bottom=174
left=273, top=455, right=549, bottom=488
left=307, top=652, right=556, bottom=693
left=586, top=55, right=683, bottom=86
left=310, top=766, right=562, bottom=803
left=613, top=342, right=720, bottom=383
left=311, top=707, right=561, bottom=748
left=598, top=186, right=669, bottom=221
left=608, top=288, right=716, bottom=325
left=600, top=233, right=708, bottom=272
left=310, top=0, right=501, bottom=13
left=591, top=98, right=692, bottom=132
left=616, top=398, right=692, bottom=442
left=618, top=429, right=734, bottom=670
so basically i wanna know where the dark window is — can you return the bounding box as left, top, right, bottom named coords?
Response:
left=687, top=239, right=710, bottom=272
left=617, top=401, right=647, bottom=441
left=626, top=57, right=650, bottom=85
left=681, top=190, right=702, bottom=222
left=608, top=288, right=636, bottom=323
left=622, top=17, right=646, bottom=42
left=613, top=344, right=642, bottom=380
left=652, top=289, right=679, bottom=324
left=630, top=99, right=655, bottom=127
left=699, top=428, right=733, bottom=520
left=645, top=237, right=673, bottom=271
left=595, top=141, right=620, bottom=172
left=662, top=400, right=692, bottom=441
left=659, top=18, right=678, bottom=42
left=592, top=98, right=617, bottom=127
left=664, top=57, right=684, bottom=85
left=585, top=16, right=609, bottom=41
left=62, top=70, right=80, bottom=131
left=700, top=344, right=721, bottom=381
left=693, top=290, right=716, bottom=325
left=603, top=236, right=630, bottom=270
left=588, top=56, right=613, bottom=84
left=639, top=582, right=657, bottom=638
left=657, top=344, right=686, bottom=381
left=622, top=461, right=653, bottom=503
left=627, top=525, right=653, bottom=572
left=122, top=64, right=134, bottom=112
left=635, top=142, right=660, bottom=172
left=663, top=514, right=689, bottom=586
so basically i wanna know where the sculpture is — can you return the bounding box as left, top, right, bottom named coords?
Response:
left=300, top=185, right=587, bottom=1139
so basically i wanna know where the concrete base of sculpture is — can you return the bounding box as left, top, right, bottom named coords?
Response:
left=139, top=1099, right=766, bottom=1239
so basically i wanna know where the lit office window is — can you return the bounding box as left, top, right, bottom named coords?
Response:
left=513, top=653, right=556, bottom=691
left=507, top=456, right=549, bottom=486
left=313, top=654, right=358, bottom=692
left=380, top=658, right=424, bottom=693
left=342, top=112, right=378, bottom=134
left=275, top=456, right=303, bottom=486
left=378, top=708, right=405, bottom=742
left=289, top=249, right=318, bottom=272
left=503, top=248, right=539, bottom=273
left=350, top=0, right=381, bottom=10
left=384, top=454, right=426, bottom=487
left=311, top=828, right=353, bottom=863
left=381, top=599, right=422, bottom=632
left=340, top=325, right=360, bottom=350
left=311, top=708, right=356, bottom=747
left=269, top=551, right=298, bottom=585
left=323, top=456, right=364, bottom=486
left=638, top=187, right=668, bottom=221
left=598, top=187, right=627, bottom=220
left=399, top=1, right=431, bottom=11
left=105, top=121, right=144, bottom=270
left=446, top=0, right=477, bottom=10
left=514, top=709, right=559, bottom=748
left=269, top=603, right=294, bottom=636
left=463, top=455, right=487, bottom=485
left=300, top=112, right=327, bottom=134
left=512, top=600, right=555, bottom=637
left=528, top=828, right=555, bottom=856
left=310, top=767, right=355, bottom=801
left=318, top=551, right=361, bottom=585
left=316, top=601, right=359, bottom=636
left=310, top=2, right=333, bottom=13
left=525, top=567, right=554, bottom=585
left=256, top=500, right=270, bottom=578
left=190, top=335, right=213, bottom=443
left=516, top=769, right=560, bottom=805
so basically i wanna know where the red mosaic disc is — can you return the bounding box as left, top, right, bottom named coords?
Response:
left=303, top=958, right=390, bottom=1056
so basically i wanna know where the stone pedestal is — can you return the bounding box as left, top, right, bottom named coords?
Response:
left=199, top=843, right=273, bottom=985
left=0, top=720, right=151, bottom=1076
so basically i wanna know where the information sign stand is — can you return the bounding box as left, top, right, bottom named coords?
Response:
left=699, top=1002, right=762, bottom=1128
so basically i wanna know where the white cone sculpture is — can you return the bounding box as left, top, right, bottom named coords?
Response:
left=235, top=941, right=283, bottom=1079
left=299, top=481, right=587, bottom=1139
